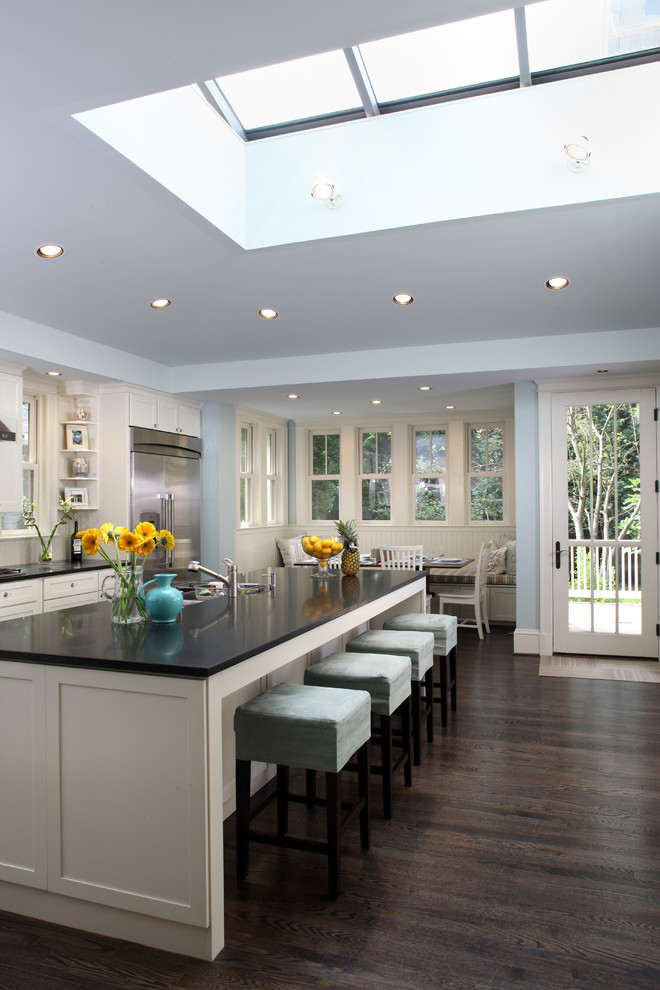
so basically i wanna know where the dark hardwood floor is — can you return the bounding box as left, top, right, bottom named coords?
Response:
left=1, top=629, right=659, bottom=990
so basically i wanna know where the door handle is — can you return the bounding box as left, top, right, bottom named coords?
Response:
left=555, top=541, right=567, bottom=569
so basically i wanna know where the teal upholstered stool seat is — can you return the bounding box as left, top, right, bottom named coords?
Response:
left=234, top=682, right=371, bottom=899
left=347, top=629, right=434, bottom=766
left=305, top=652, right=412, bottom=818
left=383, top=613, right=458, bottom=729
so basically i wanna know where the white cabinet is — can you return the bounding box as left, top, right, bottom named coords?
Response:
left=58, top=389, right=99, bottom=511
left=0, top=578, right=42, bottom=620
left=0, top=661, right=48, bottom=888
left=42, top=570, right=108, bottom=613
left=129, top=392, right=200, bottom=436
left=0, top=367, right=23, bottom=511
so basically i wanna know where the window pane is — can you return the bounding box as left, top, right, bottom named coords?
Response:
left=489, top=428, right=504, bottom=471
left=415, top=430, right=431, bottom=472
left=470, top=428, right=488, bottom=471
left=360, top=10, right=518, bottom=103
left=240, top=427, right=251, bottom=473
left=239, top=477, right=251, bottom=525
left=312, top=479, right=339, bottom=520
left=362, top=432, right=377, bottom=473
left=267, top=478, right=276, bottom=523
left=215, top=49, right=361, bottom=130
left=21, top=400, right=30, bottom=462
left=526, top=0, right=660, bottom=73
left=266, top=432, right=274, bottom=475
left=415, top=478, right=446, bottom=521
left=415, top=429, right=446, bottom=472
left=470, top=477, right=503, bottom=521
left=377, top=432, right=392, bottom=474
left=361, top=478, right=391, bottom=520
left=326, top=433, right=340, bottom=474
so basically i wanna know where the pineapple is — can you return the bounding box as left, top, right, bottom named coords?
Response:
left=335, top=519, right=360, bottom=575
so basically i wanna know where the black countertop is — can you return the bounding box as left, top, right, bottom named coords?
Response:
left=0, top=558, right=111, bottom=581
left=0, top=567, right=424, bottom=678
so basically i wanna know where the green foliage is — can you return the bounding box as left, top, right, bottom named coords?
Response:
left=311, top=479, right=338, bottom=520
left=470, top=477, right=503, bottom=521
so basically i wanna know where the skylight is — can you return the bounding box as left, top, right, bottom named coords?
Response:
left=359, top=9, right=519, bottom=102
left=215, top=49, right=362, bottom=130
left=206, top=0, right=660, bottom=139
left=526, top=0, right=660, bottom=71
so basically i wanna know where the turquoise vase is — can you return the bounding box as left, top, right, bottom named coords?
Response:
left=138, top=573, right=184, bottom=624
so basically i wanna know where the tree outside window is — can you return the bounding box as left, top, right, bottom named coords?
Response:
left=413, top=428, right=446, bottom=521
left=311, top=432, right=340, bottom=520
left=361, top=430, right=391, bottom=520
left=469, top=425, right=503, bottom=521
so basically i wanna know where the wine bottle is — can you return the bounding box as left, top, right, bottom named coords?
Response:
left=71, top=517, right=82, bottom=564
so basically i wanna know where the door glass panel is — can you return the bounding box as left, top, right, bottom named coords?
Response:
left=565, top=402, right=642, bottom=640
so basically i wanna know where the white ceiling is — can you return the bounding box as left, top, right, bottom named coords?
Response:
left=1, top=0, right=659, bottom=421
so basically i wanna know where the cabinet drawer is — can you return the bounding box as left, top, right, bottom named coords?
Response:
left=0, top=601, right=42, bottom=622
left=0, top=578, right=42, bottom=611
left=42, top=592, right=100, bottom=613
left=43, top=573, right=99, bottom=601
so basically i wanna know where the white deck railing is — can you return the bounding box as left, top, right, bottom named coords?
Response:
left=568, top=545, right=641, bottom=599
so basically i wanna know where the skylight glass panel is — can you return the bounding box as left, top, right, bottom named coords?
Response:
left=526, top=0, right=660, bottom=72
left=214, top=49, right=361, bottom=130
left=358, top=10, right=519, bottom=104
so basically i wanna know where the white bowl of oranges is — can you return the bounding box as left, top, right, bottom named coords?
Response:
left=302, top=535, right=344, bottom=574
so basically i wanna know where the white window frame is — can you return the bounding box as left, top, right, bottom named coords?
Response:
left=467, top=422, right=505, bottom=524
left=264, top=424, right=282, bottom=526
left=239, top=421, right=254, bottom=528
left=411, top=424, right=448, bottom=525
left=359, top=428, right=392, bottom=523
left=309, top=430, right=341, bottom=522
left=0, top=393, right=38, bottom=537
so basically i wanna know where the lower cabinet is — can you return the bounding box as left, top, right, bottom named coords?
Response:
left=0, top=569, right=113, bottom=622
left=0, top=661, right=209, bottom=926
left=0, top=578, right=42, bottom=621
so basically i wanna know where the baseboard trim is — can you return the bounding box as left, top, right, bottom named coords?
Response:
left=514, top=628, right=540, bottom=655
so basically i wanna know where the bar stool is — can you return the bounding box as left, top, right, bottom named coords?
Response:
left=383, top=613, right=458, bottom=728
left=305, top=651, right=412, bottom=819
left=346, top=629, right=434, bottom=766
left=234, top=682, right=371, bottom=900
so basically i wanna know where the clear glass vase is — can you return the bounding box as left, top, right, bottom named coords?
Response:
left=101, top=565, right=148, bottom=624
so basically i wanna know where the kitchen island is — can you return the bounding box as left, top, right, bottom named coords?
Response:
left=0, top=566, right=425, bottom=960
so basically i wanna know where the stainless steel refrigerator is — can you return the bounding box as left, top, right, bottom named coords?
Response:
left=130, top=427, right=202, bottom=579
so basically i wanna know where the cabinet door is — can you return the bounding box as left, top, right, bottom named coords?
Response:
left=45, top=666, right=209, bottom=925
left=156, top=397, right=178, bottom=433
left=42, top=572, right=99, bottom=602
left=177, top=404, right=201, bottom=437
left=129, top=394, right=158, bottom=429
left=0, top=579, right=42, bottom=620
left=0, top=662, right=47, bottom=888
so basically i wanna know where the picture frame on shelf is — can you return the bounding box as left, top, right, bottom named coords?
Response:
left=64, top=487, right=89, bottom=507
left=65, top=424, right=89, bottom=450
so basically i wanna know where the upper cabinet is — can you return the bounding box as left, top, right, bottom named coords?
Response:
left=0, top=365, right=24, bottom=512
left=128, top=391, right=201, bottom=437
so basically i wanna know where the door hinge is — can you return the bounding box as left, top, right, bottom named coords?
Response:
left=655, top=407, right=659, bottom=422
left=657, top=624, right=660, bottom=638
left=657, top=551, right=660, bottom=565
left=656, top=480, right=659, bottom=494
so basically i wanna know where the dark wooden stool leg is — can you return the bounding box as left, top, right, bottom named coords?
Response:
left=357, top=741, right=370, bottom=850
left=425, top=667, right=434, bottom=742
left=438, top=652, right=448, bottom=727
left=326, top=770, right=342, bottom=899
left=235, top=758, right=251, bottom=880
left=379, top=713, right=393, bottom=819
left=401, top=698, right=412, bottom=787
left=306, top=768, right=316, bottom=807
left=277, top=765, right=289, bottom=834
left=450, top=645, right=457, bottom=711
left=411, top=681, right=421, bottom=765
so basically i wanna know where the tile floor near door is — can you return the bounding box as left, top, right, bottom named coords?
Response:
left=1, top=628, right=659, bottom=990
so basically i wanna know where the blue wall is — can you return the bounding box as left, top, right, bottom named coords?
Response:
left=513, top=381, right=540, bottom=631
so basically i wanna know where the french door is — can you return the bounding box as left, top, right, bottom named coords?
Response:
left=551, top=388, right=658, bottom=658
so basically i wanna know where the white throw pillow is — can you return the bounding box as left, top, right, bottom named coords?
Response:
left=487, top=546, right=507, bottom=574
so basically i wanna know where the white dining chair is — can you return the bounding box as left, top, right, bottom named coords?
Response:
left=436, top=542, right=491, bottom=639
left=379, top=546, right=424, bottom=569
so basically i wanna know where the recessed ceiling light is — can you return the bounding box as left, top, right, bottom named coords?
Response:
left=332, top=410, right=342, bottom=415
left=418, top=385, right=432, bottom=391
left=393, top=293, right=413, bottom=305
left=46, top=370, right=62, bottom=376
left=150, top=298, right=171, bottom=309
left=371, top=399, right=382, bottom=405
left=259, top=308, right=278, bottom=319
left=597, top=369, right=609, bottom=374
left=545, top=276, right=569, bottom=290
left=445, top=404, right=456, bottom=410
left=36, top=244, right=64, bottom=258
left=288, top=393, right=299, bottom=399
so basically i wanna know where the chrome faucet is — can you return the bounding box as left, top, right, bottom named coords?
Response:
left=188, top=558, right=238, bottom=598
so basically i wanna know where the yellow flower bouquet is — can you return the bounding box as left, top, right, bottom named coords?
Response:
left=77, top=521, right=175, bottom=624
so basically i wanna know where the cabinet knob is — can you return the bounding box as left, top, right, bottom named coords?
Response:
left=3, top=591, right=8, bottom=598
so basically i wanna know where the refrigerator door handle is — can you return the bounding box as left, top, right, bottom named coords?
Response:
left=158, top=492, right=175, bottom=568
